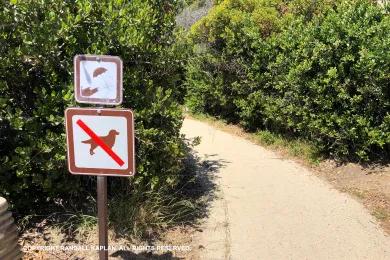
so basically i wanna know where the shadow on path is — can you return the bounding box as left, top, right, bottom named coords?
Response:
left=178, top=138, right=230, bottom=222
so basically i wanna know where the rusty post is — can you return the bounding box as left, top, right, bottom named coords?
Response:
left=97, top=176, right=108, bottom=260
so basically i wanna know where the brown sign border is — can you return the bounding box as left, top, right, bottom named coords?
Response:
left=74, top=55, right=123, bottom=105
left=65, top=108, right=135, bottom=177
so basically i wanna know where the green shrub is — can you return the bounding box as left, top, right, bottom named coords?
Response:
left=186, top=0, right=284, bottom=123
left=261, top=1, right=390, bottom=159
left=186, top=0, right=390, bottom=160
left=0, top=0, right=188, bottom=216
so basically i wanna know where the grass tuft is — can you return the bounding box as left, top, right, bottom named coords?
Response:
left=373, top=207, right=390, bottom=221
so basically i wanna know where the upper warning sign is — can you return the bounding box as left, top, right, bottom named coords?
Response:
left=74, top=55, right=123, bottom=105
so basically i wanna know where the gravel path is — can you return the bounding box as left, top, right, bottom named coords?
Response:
left=182, top=118, right=390, bottom=260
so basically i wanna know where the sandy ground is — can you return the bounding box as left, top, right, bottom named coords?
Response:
left=315, top=161, right=390, bottom=233
left=20, top=225, right=194, bottom=260
left=181, top=118, right=390, bottom=260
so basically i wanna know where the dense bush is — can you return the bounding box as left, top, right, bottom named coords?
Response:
left=186, top=0, right=390, bottom=160
left=186, top=0, right=284, bottom=122
left=0, top=0, right=189, bottom=215
left=260, top=1, right=390, bottom=159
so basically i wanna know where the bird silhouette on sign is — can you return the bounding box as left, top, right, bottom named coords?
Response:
left=93, top=67, right=107, bottom=78
left=81, top=87, right=99, bottom=96
left=81, top=67, right=108, bottom=97
left=82, top=129, right=119, bottom=155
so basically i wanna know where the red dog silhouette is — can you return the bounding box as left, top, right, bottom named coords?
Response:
left=82, top=129, right=119, bottom=155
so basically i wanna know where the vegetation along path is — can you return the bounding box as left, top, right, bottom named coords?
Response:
left=181, top=118, right=390, bottom=259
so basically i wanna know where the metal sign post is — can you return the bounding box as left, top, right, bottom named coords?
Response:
left=97, top=176, right=108, bottom=260
left=65, top=55, right=134, bottom=260
left=65, top=108, right=135, bottom=260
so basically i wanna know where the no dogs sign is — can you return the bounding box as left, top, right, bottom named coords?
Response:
left=65, top=108, right=135, bottom=177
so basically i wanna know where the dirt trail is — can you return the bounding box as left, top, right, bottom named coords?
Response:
left=181, top=118, right=390, bottom=260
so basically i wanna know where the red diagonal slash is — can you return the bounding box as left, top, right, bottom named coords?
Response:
left=76, top=119, right=125, bottom=166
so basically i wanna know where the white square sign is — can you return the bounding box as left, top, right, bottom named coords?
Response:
left=74, top=55, right=123, bottom=105
left=65, top=108, right=135, bottom=177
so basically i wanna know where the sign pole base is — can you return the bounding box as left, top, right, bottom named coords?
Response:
left=97, top=176, right=108, bottom=260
